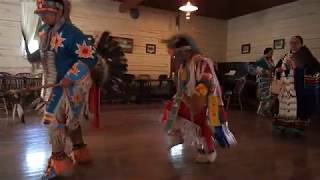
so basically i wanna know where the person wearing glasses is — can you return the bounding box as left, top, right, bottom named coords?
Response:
left=274, top=36, right=320, bottom=135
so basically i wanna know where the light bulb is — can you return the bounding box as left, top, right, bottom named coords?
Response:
left=179, top=1, right=198, bottom=12
left=186, top=12, right=191, bottom=20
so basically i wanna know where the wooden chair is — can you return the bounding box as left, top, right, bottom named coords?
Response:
left=14, top=76, right=25, bottom=90
left=123, top=74, right=136, bottom=103
left=0, top=90, right=8, bottom=116
left=136, top=74, right=152, bottom=103
left=137, top=74, right=151, bottom=80
left=158, top=74, right=168, bottom=88
left=0, top=72, right=11, bottom=77
left=15, top=73, right=32, bottom=78
left=159, top=74, right=168, bottom=79
left=155, top=74, right=171, bottom=99
left=224, top=77, right=246, bottom=111
left=0, top=75, right=9, bottom=116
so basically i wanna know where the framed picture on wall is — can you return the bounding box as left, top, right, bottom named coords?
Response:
left=112, top=36, right=134, bottom=53
left=241, top=44, right=251, bottom=54
left=146, top=44, right=156, bottom=54
left=273, top=39, right=285, bottom=49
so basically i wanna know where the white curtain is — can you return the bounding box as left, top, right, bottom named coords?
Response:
left=21, top=0, right=40, bottom=53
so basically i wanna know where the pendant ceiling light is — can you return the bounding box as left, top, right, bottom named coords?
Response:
left=179, top=1, right=198, bottom=20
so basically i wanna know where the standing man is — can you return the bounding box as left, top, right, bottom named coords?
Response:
left=34, top=0, right=97, bottom=178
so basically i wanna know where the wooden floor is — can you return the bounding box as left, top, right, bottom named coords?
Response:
left=0, top=104, right=320, bottom=180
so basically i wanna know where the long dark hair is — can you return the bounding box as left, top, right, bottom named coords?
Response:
left=264, top=47, right=273, bottom=55
left=293, top=35, right=304, bottom=45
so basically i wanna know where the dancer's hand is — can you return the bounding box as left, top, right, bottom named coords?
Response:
left=60, top=78, right=73, bottom=88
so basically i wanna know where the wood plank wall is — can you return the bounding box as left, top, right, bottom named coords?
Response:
left=0, top=0, right=227, bottom=76
left=226, top=0, right=320, bottom=63
left=1, top=0, right=318, bottom=75
left=71, top=0, right=176, bottom=77
left=179, top=15, right=227, bottom=62
left=0, top=0, right=30, bottom=74
left=71, top=0, right=227, bottom=77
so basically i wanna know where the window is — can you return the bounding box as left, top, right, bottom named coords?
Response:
left=21, top=0, right=40, bottom=55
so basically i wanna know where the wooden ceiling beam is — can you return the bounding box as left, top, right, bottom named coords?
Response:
left=118, top=0, right=144, bottom=13
left=140, top=0, right=298, bottom=19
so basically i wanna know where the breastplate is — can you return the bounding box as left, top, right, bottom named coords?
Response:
left=41, top=51, right=57, bottom=101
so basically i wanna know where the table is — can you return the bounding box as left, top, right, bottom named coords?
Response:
left=0, top=76, right=42, bottom=123
left=133, top=79, right=175, bottom=103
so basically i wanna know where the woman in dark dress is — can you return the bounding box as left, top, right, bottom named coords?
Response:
left=288, top=36, right=320, bottom=121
